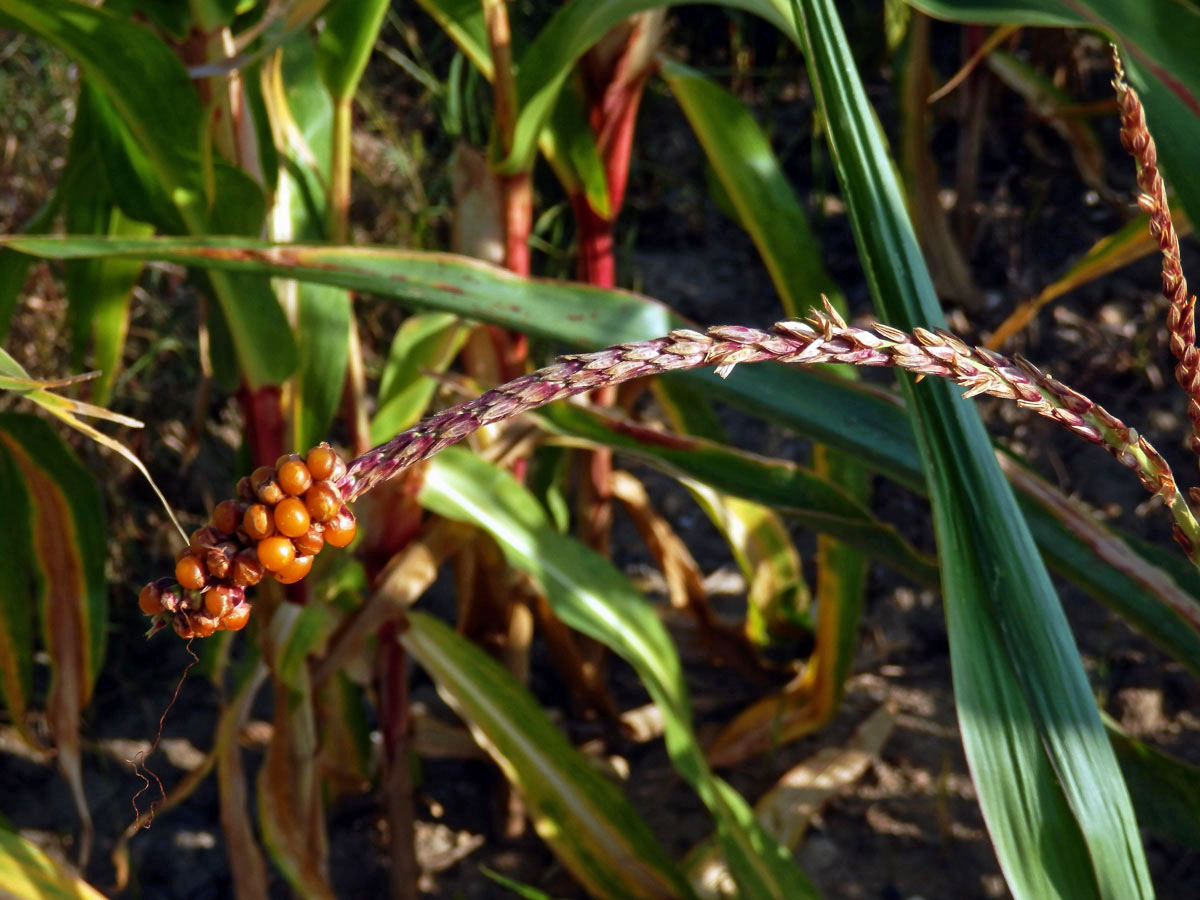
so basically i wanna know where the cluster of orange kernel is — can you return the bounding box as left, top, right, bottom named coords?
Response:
left=138, top=443, right=357, bottom=639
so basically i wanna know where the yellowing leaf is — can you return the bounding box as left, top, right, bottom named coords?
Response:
left=0, top=826, right=107, bottom=900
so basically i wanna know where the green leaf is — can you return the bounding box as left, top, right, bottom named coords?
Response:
left=497, top=0, right=798, bottom=177
left=419, top=448, right=823, bottom=899
left=0, top=414, right=107, bottom=696
left=538, top=403, right=937, bottom=588
left=0, top=440, right=34, bottom=745
left=316, top=0, right=391, bottom=102
left=544, top=84, right=612, bottom=219
left=660, top=58, right=840, bottom=315
left=403, top=611, right=698, bottom=900
left=1106, top=715, right=1200, bottom=849
left=0, top=344, right=185, bottom=541
left=0, top=413, right=108, bottom=857
left=480, top=867, right=562, bottom=900
left=270, top=32, right=352, bottom=448
left=662, top=51, right=868, bottom=666
left=414, top=0, right=610, bottom=212
left=793, top=1, right=1153, bottom=897
left=413, top=0, right=491, bottom=76
left=0, top=0, right=295, bottom=387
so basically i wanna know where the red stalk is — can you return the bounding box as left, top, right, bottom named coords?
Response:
left=570, top=16, right=662, bottom=556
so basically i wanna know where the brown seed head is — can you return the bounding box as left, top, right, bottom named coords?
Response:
left=306, top=444, right=341, bottom=481
left=138, top=582, right=165, bottom=616
left=190, top=613, right=219, bottom=639
left=189, top=526, right=224, bottom=556
left=274, top=554, right=313, bottom=584
left=204, top=583, right=244, bottom=618
left=205, top=542, right=238, bottom=579
left=236, top=476, right=257, bottom=502
left=222, top=602, right=251, bottom=632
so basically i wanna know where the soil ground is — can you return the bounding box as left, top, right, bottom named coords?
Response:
left=1, top=9, right=1199, bottom=900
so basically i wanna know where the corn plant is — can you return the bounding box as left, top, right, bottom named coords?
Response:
left=2, top=1, right=1200, bottom=899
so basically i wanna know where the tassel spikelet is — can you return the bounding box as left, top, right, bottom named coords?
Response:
left=1112, top=48, right=1200, bottom=461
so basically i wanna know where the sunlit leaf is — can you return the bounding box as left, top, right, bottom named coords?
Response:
left=265, top=33, right=352, bottom=449
left=0, top=413, right=108, bottom=863
left=403, top=611, right=698, bottom=900
left=0, top=824, right=107, bottom=900
left=0, top=345, right=183, bottom=541
left=315, top=0, right=391, bottom=103
left=793, top=1, right=1152, bottom=896
left=420, top=448, right=823, bottom=899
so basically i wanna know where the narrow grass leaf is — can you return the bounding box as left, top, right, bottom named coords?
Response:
left=664, top=56, right=871, bottom=660
left=0, top=825, right=107, bottom=900
left=420, top=447, right=824, bottom=899
left=414, top=0, right=610, bottom=211
left=403, top=611, right=698, bottom=900
left=315, top=0, right=391, bottom=102
left=793, top=1, right=1152, bottom=896
left=493, top=0, right=798, bottom=177
left=0, top=345, right=184, bottom=540
left=1105, top=715, right=1200, bottom=850
left=0, top=413, right=107, bottom=865
left=265, top=33, right=351, bottom=449
left=0, top=441, right=35, bottom=747
left=539, top=403, right=937, bottom=588
left=660, top=57, right=840, bottom=314
left=479, top=867, right=562, bottom=900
